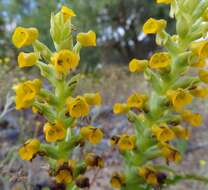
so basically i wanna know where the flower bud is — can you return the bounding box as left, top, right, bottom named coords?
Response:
left=50, top=6, right=75, bottom=50
left=61, top=5, right=76, bottom=22
left=18, top=52, right=39, bottom=68
left=77, top=30, right=96, bottom=47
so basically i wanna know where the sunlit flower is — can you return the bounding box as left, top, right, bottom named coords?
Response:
left=113, top=103, right=129, bottom=114
left=151, top=123, right=175, bottom=142
left=66, top=96, right=89, bottom=118
left=172, top=125, right=189, bottom=140
left=77, top=30, right=96, bottom=47
left=84, top=153, right=104, bottom=168
left=167, top=89, right=192, bottom=111
left=143, top=18, right=167, bottom=34
left=55, top=160, right=76, bottom=184
left=160, top=143, right=181, bottom=162
left=191, top=58, right=206, bottom=68
left=51, top=49, right=80, bottom=74
left=43, top=122, right=66, bottom=142
left=138, top=166, right=158, bottom=185
left=80, top=126, right=103, bottom=145
left=110, top=172, right=125, bottom=189
left=117, top=134, right=136, bottom=151
left=18, top=139, right=40, bottom=161
left=149, top=52, right=171, bottom=69
left=181, top=110, right=202, bottom=127
left=190, top=86, right=208, bottom=98
left=84, top=92, right=102, bottom=106
left=13, top=79, right=42, bottom=109
left=191, top=40, right=208, bottom=58
left=12, top=27, right=38, bottom=48
left=127, top=92, right=147, bottom=109
left=129, top=59, right=148, bottom=72
left=18, top=52, right=39, bottom=68
left=61, top=5, right=76, bottom=21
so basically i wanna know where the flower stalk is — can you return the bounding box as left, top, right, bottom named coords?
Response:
left=111, top=0, right=208, bottom=189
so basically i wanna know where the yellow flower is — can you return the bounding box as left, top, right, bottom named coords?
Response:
left=143, top=18, right=167, bottom=34
left=51, top=49, right=80, bottom=74
left=18, top=52, right=39, bottom=68
left=12, top=27, right=38, bottom=48
left=84, top=153, right=104, bottom=168
left=191, top=58, right=206, bottom=68
left=14, top=79, right=42, bottom=109
left=167, top=89, right=192, bottom=111
left=110, top=172, right=125, bottom=189
left=80, top=126, right=103, bottom=145
left=55, top=170, right=73, bottom=184
left=55, top=160, right=76, bottom=184
left=129, top=59, right=148, bottom=72
left=43, top=122, right=66, bottom=142
left=151, top=124, right=175, bottom=142
left=149, top=52, right=171, bottom=69
left=127, top=93, right=147, bottom=109
left=172, top=125, right=189, bottom=140
left=61, top=5, right=76, bottom=22
left=18, top=139, right=40, bottom=161
left=190, top=86, right=208, bottom=98
left=199, top=69, right=208, bottom=83
left=109, top=135, right=120, bottom=146
left=66, top=96, right=89, bottom=118
left=181, top=110, right=202, bottom=127
left=138, top=166, right=158, bottom=185
left=117, top=134, right=136, bottom=151
left=160, top=143, right=181, bottom=162
left=156, top=0, right=172, bottom=4
left=113, top=103, right=129, bottom=114
left=190, top=40, right=208, bottom=58
left=84, top=92, right=102, bottom=106
left=77, top=30, right=96, bottom=47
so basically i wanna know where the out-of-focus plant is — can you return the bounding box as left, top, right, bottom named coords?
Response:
left=1, top=0, right=172, bottom=70
left=12, top=5, right=104, bottom=189
left=111, top=0, right=208, bottom=189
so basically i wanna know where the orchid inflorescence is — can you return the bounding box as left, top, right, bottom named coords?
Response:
left=11, top=1, right=208, bottom=190
left=111, top=0, right=208, bottom=189
left=12, top=5, right=103, bottom=189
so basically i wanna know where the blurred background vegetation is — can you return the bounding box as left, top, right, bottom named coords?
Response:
left=0, top=0, right=174, bottom=70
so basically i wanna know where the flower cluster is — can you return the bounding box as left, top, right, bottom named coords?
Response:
left=13, top=5, right=103, bottom=189
left=111, top=0, right=208, bottom=189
